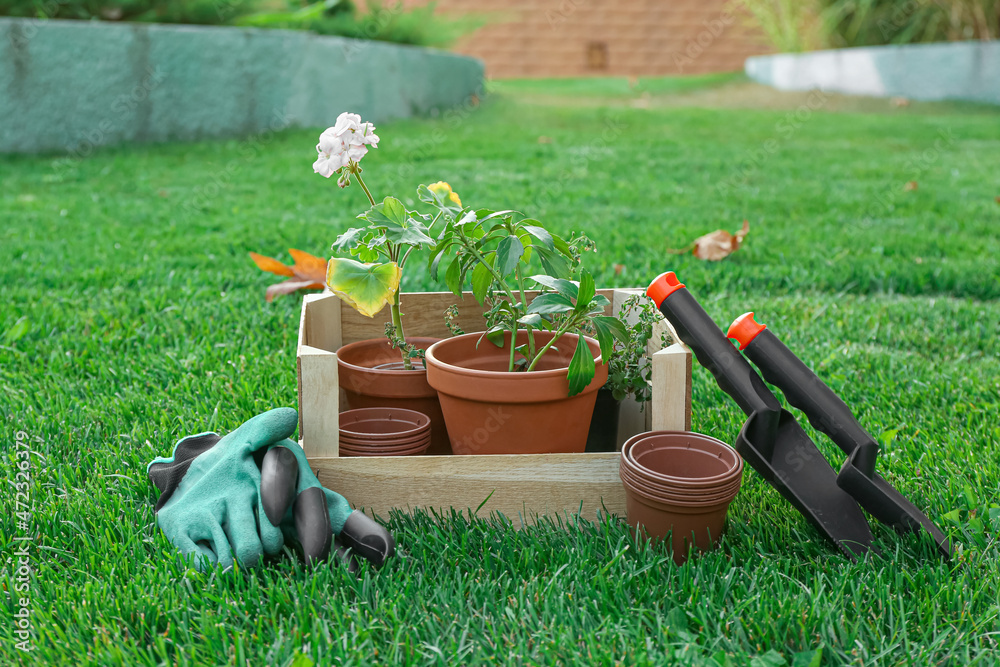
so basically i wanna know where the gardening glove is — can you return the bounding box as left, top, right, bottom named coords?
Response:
left=148, top=407, right=395, bottom=571
left=147, top=408, right=300, bottom=570
left=260, top=439, right=396, bottom=570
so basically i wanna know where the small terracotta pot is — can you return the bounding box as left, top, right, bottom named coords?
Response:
left=619, top=464, right=742, bottom=504
left=341, top=432, right=432, bottom=448
left=425, top=330, right=607, bottom=455
left=337, top=337, right=450, bottom=454
left=340, top=431, right=431, bottom=447
left=340, top=439, right=430, bottom=457
left=339, top=407, right=430, bottom=438
left=337, top=407, right=433, bottom=457
left=620, top=456, right=743, bottom=498
left=623, top=431, right=743, bottom=488
left=620, top=471, right=737, bottom=564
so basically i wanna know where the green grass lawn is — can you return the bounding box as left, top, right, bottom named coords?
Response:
left=1, top=77, right=999, bottom=666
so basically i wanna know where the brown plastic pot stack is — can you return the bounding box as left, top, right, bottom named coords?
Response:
left=619, top=430, right=744, bottom=564
left=338, top=407, right=431, bottom=457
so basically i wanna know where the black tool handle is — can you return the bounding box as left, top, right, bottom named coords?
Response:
left=647, top=273, right=781, bottom=446
left=735, top=316, right=879, bottom=478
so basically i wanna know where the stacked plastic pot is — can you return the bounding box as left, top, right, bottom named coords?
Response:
left=338, top=407, right=431, bottom=457
left=620, top=431, right=744, bottom=564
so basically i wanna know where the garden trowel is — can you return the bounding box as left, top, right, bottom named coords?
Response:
left=646, top=272, right=874, bottom=559
left=727, top=312, right=952, bottom=558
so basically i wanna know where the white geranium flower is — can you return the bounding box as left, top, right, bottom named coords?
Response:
left=313, top=112, right=380, bottom=178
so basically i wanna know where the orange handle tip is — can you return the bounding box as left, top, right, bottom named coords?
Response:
left=728, top=312, right=766, bottom=350
left=646, top=271, right=685, bottom=306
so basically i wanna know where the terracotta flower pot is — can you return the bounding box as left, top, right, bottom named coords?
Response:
left=617, top=430, right=743, bottom=564
left=337, top=337, right=450, bottom=455
left=425, top=330, right=608, bottom=455
left=623, top=431, right=744, bottom=488
left=621, top=471, right=735, bottom=565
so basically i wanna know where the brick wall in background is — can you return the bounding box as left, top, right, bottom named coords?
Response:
left=404, top=0, right=769, bottom=78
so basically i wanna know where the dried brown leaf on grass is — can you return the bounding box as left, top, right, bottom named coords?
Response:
left=249, top=249, right=328, bottom=302
left=667, top=220, right=750, bottom=261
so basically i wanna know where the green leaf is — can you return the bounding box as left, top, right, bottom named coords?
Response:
left=989, top=507, right=1000, bottom=531
left=551, top=231, right=573, bottom=257
left=325, top=258, right=401, bottom=318
left=4, top=316, right=29, bottom=344
left=471, top=261, right=493, bottom=304
left=587, top=294, right=612, bottom=315
left=791, top=648, right=823, bottom=667
left=363, top=196, right=434, bottom=247
left=522, top=224, right=554, bottom=250
left=495, top=235, right=524, bottom=277
left=526, top=293, right=575, bottom=315
left=538, top=251, right=570, bottom=279
left=455, top=210, right=479, bottom=231
left=576, top=270, right=596, bottom=313
left=383, top=223, right=434, bottom=247
left=529, top=275, right=578, bottom=300
left=518, top=313, right=552, bottom=329
left=592, top=316, right=628, bottom=362
left=363, top=196, right=407, bottom=226
left=444, top=256, right=463, bottom=296
left=483, top=326, right=506, bottom=348
left=567, top=335, right=596, bottom=397
left=332, top=227, right=367, bottom=253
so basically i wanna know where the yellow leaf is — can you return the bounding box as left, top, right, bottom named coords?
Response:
left=326, top=257, right=401, bottom=318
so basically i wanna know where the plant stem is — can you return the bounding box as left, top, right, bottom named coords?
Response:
left=460, top=233, right=519, bottom=308
left=515, top=264, right=536, bottom=359
left=354, top=166, right=376, bottom=207
left=528, top=317, right=576, bottom=373
left=390, top=288, right=411, bottom=370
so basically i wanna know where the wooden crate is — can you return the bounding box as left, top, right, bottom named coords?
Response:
left=297, top=289, right=692, bottom=524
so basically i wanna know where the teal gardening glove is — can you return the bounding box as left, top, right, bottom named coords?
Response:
left=147, top=408, right=395, bottom=571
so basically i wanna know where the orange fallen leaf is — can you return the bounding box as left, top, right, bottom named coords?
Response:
left=250, top=249, right=327, bottom=302
left=668, top=220, right=750, bottom=261
left=903, top=181, right=918, bottom=191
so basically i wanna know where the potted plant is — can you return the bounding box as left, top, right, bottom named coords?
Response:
left=315, top=112, right=460, bottom=454
left=421, top=203, right=630, bottom=455
left=585, top=294, right=671, bottom=452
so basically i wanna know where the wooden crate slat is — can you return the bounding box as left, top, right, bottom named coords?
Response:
left=311, top=453, right=626, bottom=523
left=651, top=345, right=693, bottom=432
